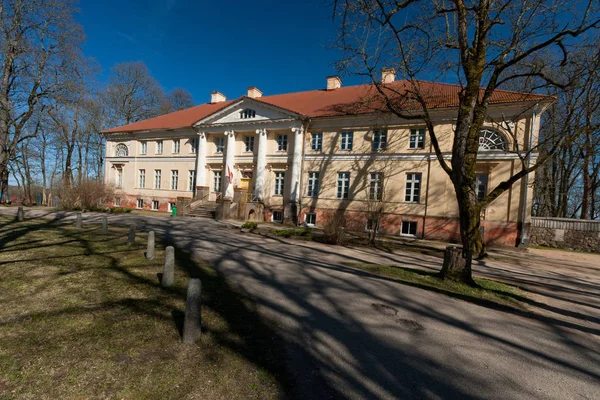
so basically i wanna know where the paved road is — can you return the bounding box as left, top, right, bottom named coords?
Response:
left=3, top=209, right=600, bottom=399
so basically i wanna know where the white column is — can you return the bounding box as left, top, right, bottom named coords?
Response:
left=195, top=132, right=207, bottom=188
left=223, top=130, right=236, bottom=200
left=254, top=128, right=267, bottom=201
left=289, top=126, right=304, bottom=203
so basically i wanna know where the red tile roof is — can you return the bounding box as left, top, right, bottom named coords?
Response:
left=102, top=81, right=554, bottom=134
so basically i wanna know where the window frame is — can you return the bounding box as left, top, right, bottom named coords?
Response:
left=136, top=199, right=143, bottom=209
left=401, top=221, right=418, bottom=237
left=305, top=213, right=317, bottom=226
left=307, top=171, right=319, bottom=197
left=337, top=172, right=350, bottom=199
left=404, top=173, right=422, bottom=203
left=340, top=131, right=353, bottom=151
left=240, top=108, right=256, bottom=119
left=215, top=137, right=224, bottom=153
left=151, top=200, right=159, bottom=210
left=188, top=170, right=196, bottom=191
left=409, top=128, right=425, bottom=149
left=213, top=171, right=222, bottom=192
left=277, top=134, right=288, bottom=152
left=115, top=197, right=121, bottom=207
left=154, top=169, right=161, bottom=189
left=140, top=141, right=147, bottom=155
left=475, top=173, right=489, bottom=202
left=156, top=140, right=163, bottom=155
left=311, top=132, right=323, bottom=152
left=139, top=169, right=145, bottom=188
left=191, top=138, right=198, bottom=154
left=171, top=170, right=179, bottom=191
left=173, top=139, right=180, bottom=154
left=365, top=218, right=380, bottom=233
left=272, top=210, right=283, bottom=223
left=274, top=171, right=285, bottom=196
left=372, top=130, right=388, bottom=151
left=245, top=135, right=255, bottom=153
left=369, top=172, right=383, bottom=201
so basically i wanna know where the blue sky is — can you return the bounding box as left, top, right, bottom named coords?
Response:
left=77, top=0, right=362, bottom=104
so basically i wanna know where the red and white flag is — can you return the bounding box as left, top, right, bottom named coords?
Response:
left=227, top=165, right=233, bottom=184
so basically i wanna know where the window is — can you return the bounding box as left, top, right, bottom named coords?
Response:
left=274, top=172, right=285, bottom=196
left=311, top=133, right=322, bottom=151
left=340, top=131, right=353, bottom=151
left=305, top=213, right=316, bottom=226
left=152, top=200, right=159, bottom=210
left=168, top=202, right=176, bottom=212
left=115, top=167, right=123, bottom=188
left=171, top=170, right=179, bottom=190
left=240, top=108, right=256, bottom=119
left=245, top=136, right=254, bottom=152
left=405, top=173, right=422, bottom=203
left=140, top=141, right=147, bottom=155
left=277, top=134, right=288, bottom=151
left=272, top=210, right=283, bottom=223
left=114, top=143, right=128, bottom=157
left=154, top=169, right=161, bottom=189
left=139, top=169, right=145, bottom=188
left=475, top=173, right=489, bottom=202
left=409, top=128, right=425, bottom=149
left=366, top=218, right=380, bottom=232
left=191, top=138, right=198, bottom=154
left=188, top=170, right=196, bottom=191
left=215, top=137, right=224, bottom=153
left=115, top=197, right=121, bottom=206
left=156, top=140, right=163, bottom=154
left=307, top=172, right=319, bottom=197
left=479, top=129, right=507, bottom=151
left=373, top=130, right=387, bottom=151
left=369, top=172, right=383, bottom=200
left=173, top=139, right=180, bottom=154
left=213, top=171, right=222, bottom=192
left=337, top=172, right=350, bottom=199
left=136, top=199, right=143, bottom=209
left=401, top=221, right=418, bottom=237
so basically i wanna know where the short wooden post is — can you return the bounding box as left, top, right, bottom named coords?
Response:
left=146, top=231, right=155, bottom=260
left=127, top=223, right=136, bottom=245
left=76, top=212, right=82, bottom=229
left=101, top=216, right=108, bottom=235
left=183, top=278, right=202, bottom=344
left=16, top=206, right=24, bottom=221
left=162, top=246, right=174, bottom=287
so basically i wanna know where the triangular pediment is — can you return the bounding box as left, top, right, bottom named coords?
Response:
left=194, top=97, right=301, bottom=126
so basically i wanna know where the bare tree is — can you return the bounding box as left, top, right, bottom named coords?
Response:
left=160, top=87, right=195, bottom=114
left=333, top=0, right=600, bottom=284
left=0, top=0, right=84, bottom=202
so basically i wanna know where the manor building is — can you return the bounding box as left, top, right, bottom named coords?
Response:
left=101, top=71, right=553, bottom=246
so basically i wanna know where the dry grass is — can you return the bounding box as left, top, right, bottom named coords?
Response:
left=0, top=216, right=290, bottom=399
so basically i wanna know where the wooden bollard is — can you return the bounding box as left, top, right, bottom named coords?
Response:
left=146, top=231, right=155, bottom=260
left=127, top=223, right=136, bottom=245
left=161, top=246, right=174, bottom=286
left=101, top=216, right=108, bottom=235
left=16, top=206, right=24, bottom=221
left=182, top=278, right=202, bottom=344
left=76, top=212, right=82, bottom=229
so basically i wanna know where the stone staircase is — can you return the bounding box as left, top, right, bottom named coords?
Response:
left=187, top=201, right=217, bottom=219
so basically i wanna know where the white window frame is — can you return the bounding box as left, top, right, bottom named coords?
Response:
left=115, top=167, right=123, bottom=188
left=136, top=199, right=143, bottom=209
left=171, top=170, right=179, bottom=190
left=340, top=131, right=353, bottom=151
left=168, top=202, right=176, bottom=212
left=277, top=134, right=288, bottom=151
left=173, top=139, right=180, bottom=154
left=240, top=108, right=256, bottom=119
left=156, top=140, right=163, bottom=154
left=369, top=172, right=383, bottom=201
left=190, top=137, right=198, bottom=154
left=409, top=128, right=425, bottom=149
left=401, top=221, right=418, bottom=237
left=405, top=173, right=422, bottom=203
left=188, top=170, right=196, bottom=191
left=274, top=172, right=285, bottom=196
left=307, top=172, right=319, bottom=197
left=311, top=133, right=323, bottom=152
left=337, top=172, right=350, bottom=199
left=475, top=173, right=489, bottom=202
left=154, top=169, right=161, bottom=189
left=373, top=130, right=387, bottom=151
left=213, top=171, right=222, bottom=192
left=139, top=169, right=145, bottom=188
left=215, top=137, right=224, bottom=153
left=152, top=200, right=159, bottom=210
left=115, top=197, right=121, bottom=206
left=365, top=218, right=380, bottom=233
left=140, top=141, right=147, bottom=155
left=245, top=135, right=254, bottom=153
left=305, top=213, right=316, bottom=226
left=272, top=210, right=283, bottom=223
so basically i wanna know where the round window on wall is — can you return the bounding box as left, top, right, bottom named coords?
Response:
left=114, top=143, right=129, bottom=157
left=478, top=129, right=507, bottom=151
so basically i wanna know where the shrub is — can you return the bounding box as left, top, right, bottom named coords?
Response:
left=322, top=211, right=347, bottom=245
left=57, top=179, right=115, bottom=211
left=241, top=221, right=258, bottom=231
left=110, top=207, right=133, bottom=214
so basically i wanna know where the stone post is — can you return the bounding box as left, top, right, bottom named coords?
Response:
left=182, top=278, right=202, bottom=344
left=16, top=206, right=24, bottom=221
left=127, top=223, right=136, bottom=245
left=254, top=128, right=267, bottom=201
left=146, top=231, right=155, bottom=260
left=101, top=216, right=108, bottom=234
left=162, top=246, right=174, bottom=287
left=76, top=212, right=82, bottom=229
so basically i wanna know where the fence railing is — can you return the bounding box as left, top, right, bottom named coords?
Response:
left=531, top=217, right=600, bottom=232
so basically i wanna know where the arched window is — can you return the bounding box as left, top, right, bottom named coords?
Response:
left=239, top=108, right=256, bottom=119
left=478, top=129, right=507, bottom=151
left=114, top=143, right=129, bottom=157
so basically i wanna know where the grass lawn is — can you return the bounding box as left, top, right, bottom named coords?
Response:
left=342, top=262, right=528, bottom=310
left=0, top=216, right=291, bottom=399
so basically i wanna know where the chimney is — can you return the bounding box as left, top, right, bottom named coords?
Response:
left=211, top=91, right=226, bottom=103
left=326, top=75, right=342, bottom=90
left=247, top=86, right=263, bottom=98
left=381, top=68, right=396, bottom=84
